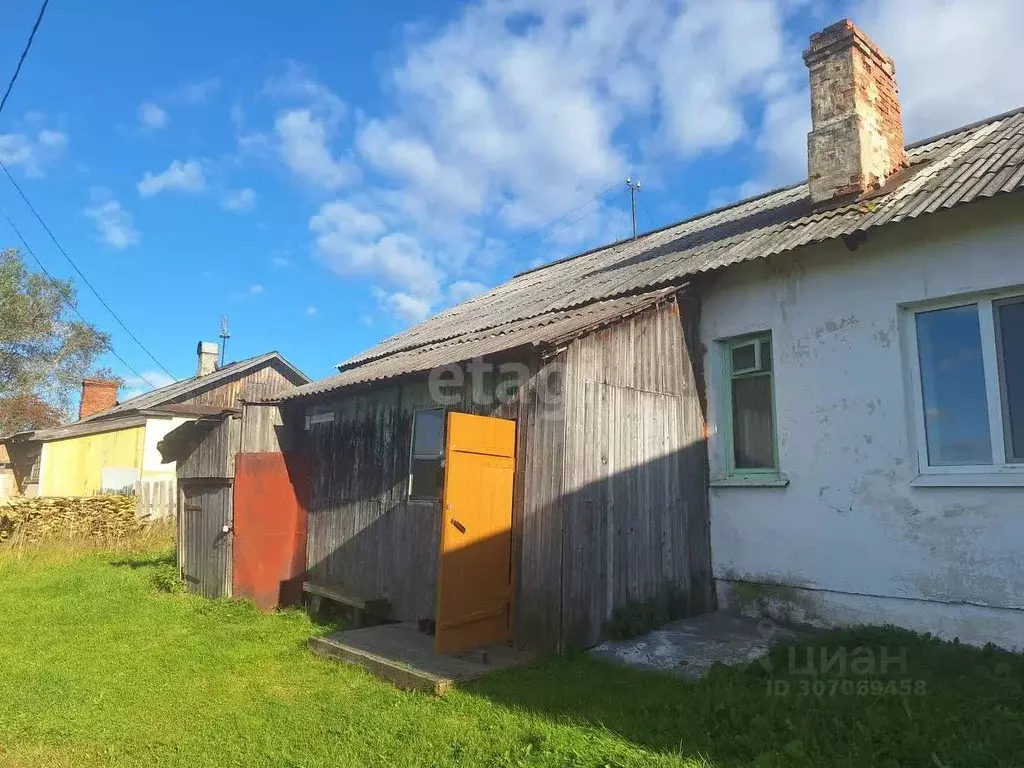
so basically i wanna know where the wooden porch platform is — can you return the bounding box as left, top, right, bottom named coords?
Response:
left=308, top=622, right=534, bottom=695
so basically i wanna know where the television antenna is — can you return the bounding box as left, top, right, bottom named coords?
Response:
left=626, top=177, right=642, bottom=239
left=219, top=315, right=230, bottom=366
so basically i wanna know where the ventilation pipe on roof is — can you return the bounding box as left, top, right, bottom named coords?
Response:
left=197, top=341, right=219, bottom=377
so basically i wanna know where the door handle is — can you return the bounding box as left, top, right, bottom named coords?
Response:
left=450, top=519, right=466, bottom=534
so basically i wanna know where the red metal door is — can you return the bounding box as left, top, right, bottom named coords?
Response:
left=233, top=452, right=309, bottom=611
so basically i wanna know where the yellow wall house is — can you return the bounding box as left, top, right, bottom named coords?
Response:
left=37, top=416, right=189, bottom=497
left=0, top=346, right=310, bottom=508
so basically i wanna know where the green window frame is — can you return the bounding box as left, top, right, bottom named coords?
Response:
left=722, top=331, right=780, bottom=479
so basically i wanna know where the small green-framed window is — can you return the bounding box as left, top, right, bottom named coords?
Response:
left=723, top=332, right=778, bottom=474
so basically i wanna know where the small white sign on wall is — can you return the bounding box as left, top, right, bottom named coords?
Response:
left=100, top=467, right=140, bottom=494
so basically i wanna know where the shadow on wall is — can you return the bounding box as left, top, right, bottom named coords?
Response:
left=301, top=435, right=715, bottom=652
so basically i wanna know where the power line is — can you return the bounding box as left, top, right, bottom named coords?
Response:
left=637, top=194, right=657, bottom=236
left=0, top=201, right=159, bottom=389
left=0, top=162, right=175, bottom=379
left=494, top=181, right=621, bottom=258
left=0, top=0, right=175, bottom=381
left=0, top=0, right=49, bottom=118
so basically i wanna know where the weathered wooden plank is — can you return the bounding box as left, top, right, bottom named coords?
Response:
left=513, top=356, right=565, bottom=650
left=178, top=360, right=304, bottom=409
left=555, top=298, right=711, bottom=649
left=177, top=415, right=241, bottom=480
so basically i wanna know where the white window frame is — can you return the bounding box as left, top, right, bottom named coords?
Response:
left=904, top=288, right=1024, bottom=486
left=408, top=407, right=445, bottom=500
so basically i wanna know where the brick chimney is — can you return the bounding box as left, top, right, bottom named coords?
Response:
left=197, top=341, right=219, bottom=377
left=803, top=19, right=908, bottom=203
left=79, top=379, right=119, bottom=420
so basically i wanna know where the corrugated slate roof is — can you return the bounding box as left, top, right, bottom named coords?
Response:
left=21, top=414, right=150, bottom=442
left=282, top=289, right=678, bottom=399
left=291, top=105, right=1024, bottom=401
left=79, top=351, right=308, bottom=423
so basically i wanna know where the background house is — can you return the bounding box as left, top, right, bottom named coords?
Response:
left=2, top=343, right=308, bottom=510
left=0, top=444, right=15, bottom=499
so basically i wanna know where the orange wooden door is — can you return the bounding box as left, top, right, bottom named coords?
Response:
left=435, top=412, right=516, bottom=654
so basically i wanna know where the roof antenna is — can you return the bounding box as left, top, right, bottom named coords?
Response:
left=626, top=177, right=642, bottom=239
left=219, top=315, right=230, bottom=367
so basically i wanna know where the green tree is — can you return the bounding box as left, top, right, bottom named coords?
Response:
left=0, top=248, right=112, bottom=433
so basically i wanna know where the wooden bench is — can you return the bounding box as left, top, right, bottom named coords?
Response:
left=302, top=581, right=390, bottom=620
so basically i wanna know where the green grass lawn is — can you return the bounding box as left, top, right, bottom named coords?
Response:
left=1, top=537, right=1022, bottom=768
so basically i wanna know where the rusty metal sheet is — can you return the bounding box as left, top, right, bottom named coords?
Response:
left=233, top=452, right=309, bottom=611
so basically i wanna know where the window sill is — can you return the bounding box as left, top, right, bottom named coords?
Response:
left=911, top=472, right=1024, bottom=488
left=711, top=473, right=790, bottom=488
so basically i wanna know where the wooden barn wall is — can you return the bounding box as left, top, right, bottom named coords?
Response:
left=557, top=298, right=713, bottom=648
left=299, top=297, right=711, bottom=650
left=6, top=442, right=41, bottom=496
left=240, top=403, right=295, bottom=453
left=302, top=366, right=527, bottom=624
left=177, top=417, right=241, bottom=480
left=177, top=362, right=303, bottom=409
left=512, top=354, right=566, bottom=650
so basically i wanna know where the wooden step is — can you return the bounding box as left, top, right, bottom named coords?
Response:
left=308, top=622, right=535, bottom=696
left=309, top=633, right=456, bottom=695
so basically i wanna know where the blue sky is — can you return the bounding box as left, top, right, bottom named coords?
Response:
left=0, top=0, right=1020, bottom=397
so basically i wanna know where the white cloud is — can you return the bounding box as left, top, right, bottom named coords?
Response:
left=305, top=306, right=318, bottom=316
left=221, top=187, right=256, bottom=212
left=265, top=63, right=345, bottom=120
left=357, top=120, right=483, bottom=214
left=271, top=255, right=292, bottom=268
left=657, top=1, right=790, bottom=154
left=279, top=0, right=1024, bottom=325
left=249, top=284, right=264, bottom=295
left=0, top=128, right=68, bottom=177
left=377, top=290, right=433, bottom=324
left=729, top=0, right=1024, bottom=194
left=853, top=0, right=1024, bottom=141
left=137, top=159, right=206, bottom=197
left=261, top=63, right=357, bottom=190
left=137, top=101, right=168, bottom=129
left=447, top=280, right=488, bottom=304
left=310, top=200, right=385, bottom=240
left=85, top=188, right=139, bottom=250
left=172, top=77, right=221, bottom=105
left=305, top=0, right=807, bottom=324
left=310, top=200, right=440, bottom=297
left=275, top=109, right=357, bottom=190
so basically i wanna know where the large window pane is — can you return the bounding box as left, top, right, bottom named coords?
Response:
left=916, top=305, right=992, bottom=466
left=412, top=409, right=444, bottom=457
left=732, top=375, right=775, bottom=469
left=996, top=299, right=1024, bottom=462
